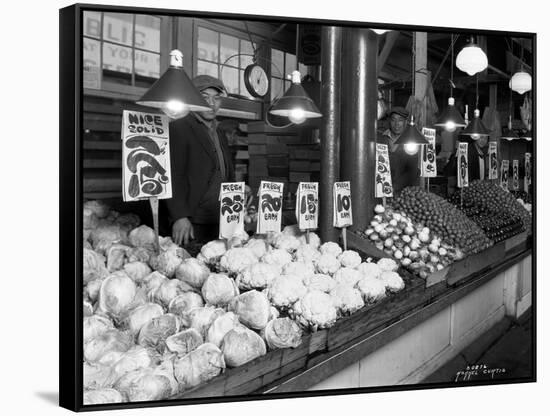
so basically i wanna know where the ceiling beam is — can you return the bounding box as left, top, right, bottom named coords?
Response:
left=377, top=31, right=400, bottom=76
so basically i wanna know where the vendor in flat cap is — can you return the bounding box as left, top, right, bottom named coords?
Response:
left=162, top=75, right=235, bottom=245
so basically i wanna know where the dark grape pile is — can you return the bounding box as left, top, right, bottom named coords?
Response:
left=393, top=187, right=492, bottom=255
left=457, top=209, right=524, bottom=243
left=449, top=180, right=532, bottom=236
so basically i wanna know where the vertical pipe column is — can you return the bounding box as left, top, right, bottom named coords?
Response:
left=319, top=26, right=342, bottom=243
left=341, top=28, right=378, bottom=231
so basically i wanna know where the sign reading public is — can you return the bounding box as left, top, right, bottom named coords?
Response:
left=333, top=181, right=353, bottom=228
left=121, top=110, right=172, bottom=202
left=375, top=143, right=393, bottom=197
left=257, top=181, right=284, bottom=234
left=296, top=182, right=319, bottom=231
left=219, top=182, right=245, bottom=239
left=421, top=128, right=437, bottom=177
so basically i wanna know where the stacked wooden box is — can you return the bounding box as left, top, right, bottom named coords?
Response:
left=244, top=122, right=320, bottom=197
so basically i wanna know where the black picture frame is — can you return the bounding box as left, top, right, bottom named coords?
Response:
left=60, top=3, right=536, bottom=412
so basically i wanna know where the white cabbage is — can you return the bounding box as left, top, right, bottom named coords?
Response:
left=260, top=249, right=293, bottom=269
left=85, top=279, right=103, bottom=304
left=182, top=306, right=225, bottom=339
left=229, top=290, right=271, bottom=330
left=84, top=200, right=110, bottom=219
left=173, top=343, right=225, bottom=390
left=83, top=248, right=108, bottom=284
left=243, top=238, right=269, bottom=258
left=282, top=261, right=315, bottom=279
left=111, top=346, right=153, bottom=380
left=149, top=278, right=195, bottom=308
left=298, top=231, right=321, bottom=248
left=106, top=244, right=131, bottom=272
left=165, top=328, right=203, bottom=355
left=84, top=329, right=133, bottom=363
left=98, top=272, right=137, bottom=320
left=294, top=244, right=322, bottom=264
left=272, top=233, right=300, bottom=253
left=114, top=366, right=175, bottom=402
left=83, top=208, right=99, bottom=230
left=175, top=258, right=210, bottom=289
left=141, top=271, right=168, bottom=293
left=219, top=247, right=258, bottom=274
left=128, top=225, right=157, bottom=251
left=83, top=362, right=117, bottom=390
left=137, top=314, right=180, bottom=353
left=206, top=312, right=242, bottom=347
left=90, top=224, right=127, bottom=255
left=125, top=303, right=164, bottom=335
left=199, top=240, right=227, bottom=264
left=221, top=326, right=266, bottom=367
left=263, top=318, right=303, bottom=350
left=126, top=247, right=153, bottom=264
left=114, top=213, right=141, bottom=234
left=123, top=261, right=152, bottom=284
left=201, top=273, right=239, bottom=307
left=168, top=292, right=204, bottom=317
left=83, top=388, right=124, bottom=405
left=83, top=315, right=114, bottom=344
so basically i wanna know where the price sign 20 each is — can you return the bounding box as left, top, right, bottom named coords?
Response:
left=257, top=181, right=284, bottom=234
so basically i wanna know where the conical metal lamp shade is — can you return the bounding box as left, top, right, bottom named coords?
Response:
left=434, top=97, right=467, bottom=130
left=395, top=117, right=430, bottom=146
left=462, top=110, right=490, bottom=137
left=137, top=66, right=211, bottom=112
left=269, top=82, right=322, bottom=119
left=501, top=127, right=520, bottom=141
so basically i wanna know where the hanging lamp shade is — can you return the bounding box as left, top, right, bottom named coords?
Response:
left=370, top=29, right=390, bottom=35
left=137, top=50, right=211, bottom=119
left=268, top=70, right=322, bottom=124
left=462, top=109, right=490, bottom=139
left=521, top=132, right=532, bottom=141
left=501, top=127, right=520, bottom=141
left=509, top=71, right=532, bottom=94
left=434, top=97, right=467, bottom=131
left=395, top=115, right=429, bottom=146
left=456, top=41, right=488, bottom=76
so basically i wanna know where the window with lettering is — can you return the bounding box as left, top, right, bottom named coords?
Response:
left=196, top=26, right=255, bottom=99
left=83, top=11, right=161, bottom=89
left=270, top=48, right=307, bottom=101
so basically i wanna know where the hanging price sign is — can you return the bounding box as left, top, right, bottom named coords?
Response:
left=500, top=160, right=510, bottom=191
left=421, top=128, right=437, bottom=177
left=256, top=181, right=284, bottom=234
left=219, top=182, right=245, bottom=239
left=524, top=153, right=532, bottom=190
left=375, top=144, right=393, bottom=197
left=121, top=110, right=172, bottom=202
left=488, top=141, right=498, bottom=180
left=512, top=160, right=520, bottom=190
left=333, top=182, right=353, bottom=228
left=295, top=182, right=319, bottom=231
left=457, top=142, right=469, bottom=188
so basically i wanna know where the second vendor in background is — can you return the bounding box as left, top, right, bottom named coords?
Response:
left=379, top=106, right=420, bottom=193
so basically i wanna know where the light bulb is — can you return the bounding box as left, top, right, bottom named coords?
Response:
left=404, top=143, right=419, bottom=155
left=162, top=100, right=190, bottom=119
left=289, top=108, right=306, bottom=124
left=471, top=133, right=481, bottom=140
left=445, top=121, right=457, bottom=132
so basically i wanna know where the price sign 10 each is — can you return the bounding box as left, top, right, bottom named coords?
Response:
left=333, top=181, right=353, bottom=228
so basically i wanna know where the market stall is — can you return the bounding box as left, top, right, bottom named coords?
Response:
left=78, top=11, right=534, bottom=406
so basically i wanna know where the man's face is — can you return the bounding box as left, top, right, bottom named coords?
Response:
left=198, top=87, right=223, bottom=120
left=389, top=114, right=406, bottom=136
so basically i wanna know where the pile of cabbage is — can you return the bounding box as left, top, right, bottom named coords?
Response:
left=82, top=200, right=406, bottom=404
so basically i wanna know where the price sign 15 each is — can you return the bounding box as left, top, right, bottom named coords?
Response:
left=257, top=181, right=284, bottom=234
left=296, top=182, right=319, bottom=231
left=333, top=181, right=353, bottom=228
left=219, top=182, right=245, bottom=239
left=421, top=128, right=437, bottom=178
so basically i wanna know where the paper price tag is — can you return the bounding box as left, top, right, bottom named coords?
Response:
left=500, top=160, right=510, bottom=191
left=121, top=110, right=172, bottom=202
left=488, top=141, right=498, bottom=180
left=296, top=182, right=319, bottom=231
left=375, top=144, right=393, bottom=197
left=421, top=128, right=437, bottom=177
left=457, top=142, right=469, bottom=188
left=333, top=181, right=353, bottom=228
left=219, top=182, right=245, bottom=239
left=256, top=181, right=284, bottom=234
left=524, top=153, right=532, bottom=190
left=512, top=160, right=519, bottom=190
